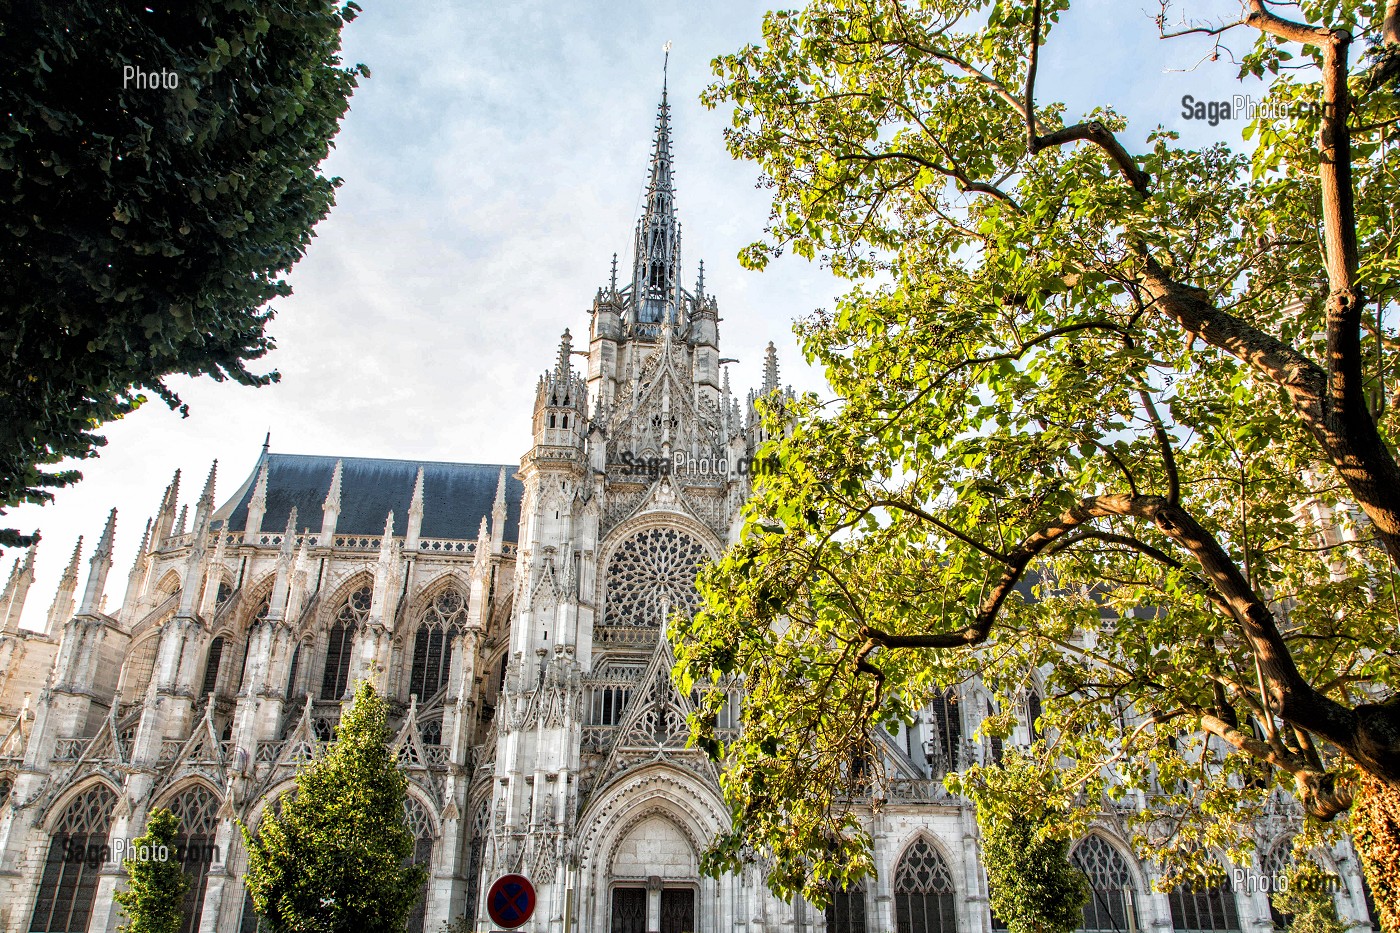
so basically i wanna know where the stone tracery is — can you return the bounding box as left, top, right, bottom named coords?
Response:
left=603, top=527, right=707, bottom=628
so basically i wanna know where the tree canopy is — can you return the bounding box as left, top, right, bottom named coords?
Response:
left=674, top=0, right=1400, bottom=906
left=0, top=0, right=366, bottom=548
left=241, top=681, right=427, bottom=932
left=114, top=807, right=189, bottom=933
left=953, top=754, right=1088, bottom=933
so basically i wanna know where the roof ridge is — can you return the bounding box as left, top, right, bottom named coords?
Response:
left=267, top=452, right=518, bottom=471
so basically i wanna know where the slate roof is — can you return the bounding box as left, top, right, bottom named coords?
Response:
left=213, top=452, right=525, bottom=542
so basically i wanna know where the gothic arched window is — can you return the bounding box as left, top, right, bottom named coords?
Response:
left=1261, top=840, right=1291, bottom=929
left=464, top=800, right=490, bottom=926
left=1072, top=835, right=1138, bottom=932
left=321, top=586, right=369, bottom=700
left=201, top=637, right=224, bottom=697
left=166, top=785, right=221, bottom=933
left=604, top=527, right=707, bottom=627
left=826, top=880, right=868, bottom=933
left=1169, top=869, right=1241, bottom=932
left=286, top=643, right=302, bottom=699
left=926, top=688, right=962, bottom=777
left=236, top=597, right=272, bottom=693
left=1027, top=688, right=1044, bottom=742
left=403, top=796, right=435, bottom=933
left=894, top=837, right=957, bottom=933
left=29, top=784, right=117, bottom=932
left=408, top=588, right=467, bottom=702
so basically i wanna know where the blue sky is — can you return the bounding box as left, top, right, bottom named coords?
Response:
left=4, top=0, right=1272, bottom=628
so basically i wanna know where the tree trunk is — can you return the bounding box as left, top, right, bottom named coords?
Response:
left=1351, top=775, right=1400, bottom=933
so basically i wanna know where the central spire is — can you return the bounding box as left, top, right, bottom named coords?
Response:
left=633, top=51, right=681, bottom=328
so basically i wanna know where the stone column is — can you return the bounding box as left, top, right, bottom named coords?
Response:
left=646, top=875, right=663, bottom=933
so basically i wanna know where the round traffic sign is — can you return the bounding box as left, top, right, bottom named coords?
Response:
left=486, top=873, right=536, bottom=929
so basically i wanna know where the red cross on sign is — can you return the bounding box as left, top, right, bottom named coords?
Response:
left=486, top=874, right=536, bottom=929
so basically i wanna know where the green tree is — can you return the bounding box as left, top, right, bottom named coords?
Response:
left=115, top=807, right=190, bottom=933
left=1270, top=854, right=1350, bottom=933
left=241, top=681, right=427, bottom=933
left=674, top=0, right=1400, bottom=907
left=0, top=0, right=367, bottom=548
left=951, top=755, right=1088, bottom=933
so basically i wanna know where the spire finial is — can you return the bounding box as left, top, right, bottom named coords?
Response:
left=763, top=341, right=780, bottom=394
left=696, top=259, right=705, bottom=297
left=323, top=460, right=343, bottom=512
left=557, top=329, right=573, bottom=377
left=610, top=253, right=619, bottom=293
left=64, top=537, right=84, bottom=582
left=262, top=431, right=271, bottom=453
left=199, top=459, right=218, bottom=507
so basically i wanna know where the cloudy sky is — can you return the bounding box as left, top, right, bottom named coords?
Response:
left=4, top=0, right=1264, bottom=628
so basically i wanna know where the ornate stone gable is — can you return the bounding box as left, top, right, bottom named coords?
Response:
left=604, top=343, right=725, bottom=466
left=586, top=633, right=717, bottom=807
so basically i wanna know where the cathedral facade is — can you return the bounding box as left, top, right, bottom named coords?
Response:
left=0, top=83, right=1384, bottom=933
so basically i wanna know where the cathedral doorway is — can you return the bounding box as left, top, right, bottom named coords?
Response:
left=610, top=887, right=646, bottom=933
left=608, top=885, right=696, bottom=933
left=660, top=888, right=695, bottom=933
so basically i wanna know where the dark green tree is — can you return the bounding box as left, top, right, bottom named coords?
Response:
left=241, top=680, right=427, bottom=933
left=0, top=0, right=367, bottom=548
left=115, top=807, right=189, bottom=933
left=951, top=755, right=1088, bottom=933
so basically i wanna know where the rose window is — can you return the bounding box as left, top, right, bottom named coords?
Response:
left=604, top=527, right=707, bottom=627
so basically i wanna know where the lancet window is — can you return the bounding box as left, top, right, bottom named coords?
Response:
left=825, top=880, right=868, bottom=933
left=403, top=796, right=435, bottom=933
left=1071, top=835, right=1138, bottom=932
left=894, top=837, right=957, bottom=933
left=925, top=689, right=963, bottom=777
left=1261, top=840, right=1291, bottom=929
left=322, top=585, right=369, bottom=700
left=201, top=637, right=224, bottom=697
left=166, top=785, right=220, bottom=933
left=408, top=588, right=467, bottom=702
left=1168, top=868, right=1241, bottom=932
left=29, top=784, right=117, bottom=932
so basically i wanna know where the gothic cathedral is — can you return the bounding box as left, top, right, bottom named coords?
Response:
left=0, top=79, right=1383, bottom=933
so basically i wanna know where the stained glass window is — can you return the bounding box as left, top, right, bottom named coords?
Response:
left=1169, top=871, right=1241, bottom=932
left=29, top=784, right=117, bottom=932
left=166, top=785, right=221, bottom=933
left=825, top=881, right=868, bottom=933
left=1072, top=835, right=1138, bottom=932
left=895, top=837, right=957, bottom=933
left=321, top=586, right=369, bottom=700
left=403, top=797, right=435, bottom=933
left=1261, top=840, right=1291, bottom=929
left=201, top=637, right=224, bottom=697
left=926, top=689, right=962, bottom=777
left=408, top=589, right=466, bottom=701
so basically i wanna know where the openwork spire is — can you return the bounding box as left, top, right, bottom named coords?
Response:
left=633, top=53, right=682, bottom=327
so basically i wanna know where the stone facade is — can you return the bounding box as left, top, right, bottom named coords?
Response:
left=0, top=81, right=1383, bottom=933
